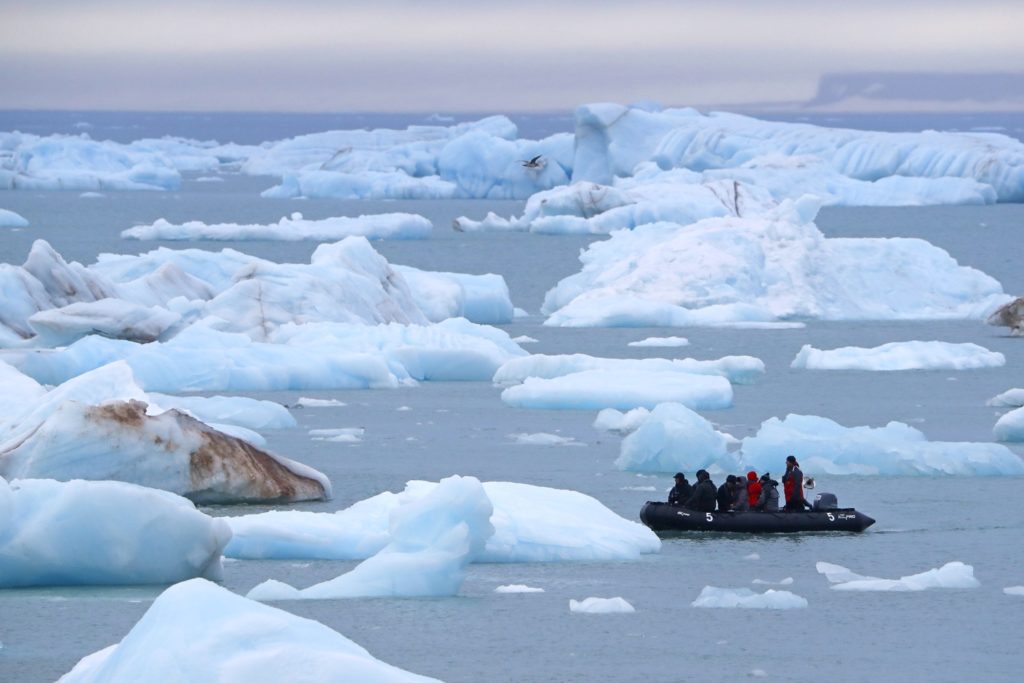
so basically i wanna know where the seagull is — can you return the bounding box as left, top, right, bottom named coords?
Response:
left=521, top=154, right=544, bottom=169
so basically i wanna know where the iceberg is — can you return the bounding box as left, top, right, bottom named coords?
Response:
left=993, top=406, right=1024, bottom=442
left=224, top=479, right=660, bottom=562
left=57, top=578, right=442, bottom=682
left=613, top=402, right=737, bottom=473
left=572, top=103, right=1024, bottom=202
left=247, top=475, right=494, bottom=600
left=691, top=586, right=807, bottom=609
left=0, top=476, right=229, bottom=587
left=11, top=318, right=526, bottom=393
left=816, top=561, right=980, bottom=591
left=1005, top=586, right=1024, bottom=596
left=569, top=597, right=635, bottom=614
left=122, top=212, right=433, bottom=242
left=741, top=414, right=1024, bottom=476
left=0, top=362, right=329, bottom=503
left=0, top=208, right=28, bottom=227
left=791, top=341, right=1006, bottom=371
left=256, top=125, right=574, bottom=200
left=988, top=388, right=1024, bottom=407
left=541, top=198, right=1009, bottom=327
left=27, top=299, right=181, bottom=346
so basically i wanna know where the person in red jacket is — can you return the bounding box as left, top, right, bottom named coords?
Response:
left=746, top=471, right=761, bottom=508
left=782, top=455, right=812, bottom=511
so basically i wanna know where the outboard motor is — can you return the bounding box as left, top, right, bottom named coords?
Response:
left=813, top=492, right=838, bottom=510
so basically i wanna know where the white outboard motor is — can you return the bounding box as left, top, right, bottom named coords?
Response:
left=813, top=492, right=838, bottom=510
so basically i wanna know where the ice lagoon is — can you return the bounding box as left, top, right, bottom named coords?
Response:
left=1, top=108, right=1023, bottom=683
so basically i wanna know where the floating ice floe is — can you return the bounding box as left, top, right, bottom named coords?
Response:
left=1004, top=586, right=1024, bottom=596
left=540, top=196, right=1009, bottom=327
left=247, top=475, right=494, bottom=600
left=296, top=397, right=347, bottom=408
left=993, top=406, right=1024, bottom=442
left=58, top=579, right=442, bottom=682
left=791, top=341, right=1005, bottom=371
left=628, top=336, right=690, bottom=347
left=122, top=212, right=433, bottom=241
left=224, top=479, right=659, bottom=562
left=310, top=427, right=364, bottom=443
left=988, top=388, right=1024, bottom=407
left=752, top=577, right=794, bottom=586
left=11, top=318, right=526, bottom=392
left=741, top=414, right=1024, bottom=476
left=571, top=103, right=1024, bottom=202
left=0, top=236, right=516, bottom=348
left=0, top=362, right=329, bottom=503
left=691, top=586, right=807, bottom=609
left=494, top=353, right=763, bottom=386
left=569, top=597, right=635, bottom=614
left=0, top=208, right=28, bottom=227
left=0, top=476, right=230, bottom=587
left=613, top=403, right=736, bottom=473
left=495, top=584, right=544, bottom=593
left=816, top=561, right=980, bottom=591
left=252, top=116, right=573, bottom=200
left=509, top=432, right=582, bottom=446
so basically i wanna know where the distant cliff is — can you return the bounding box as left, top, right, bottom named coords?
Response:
left=806, top=72, right=1024, bottom=108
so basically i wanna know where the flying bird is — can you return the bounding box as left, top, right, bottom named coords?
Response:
left=521, top=155, right=544, bottom=169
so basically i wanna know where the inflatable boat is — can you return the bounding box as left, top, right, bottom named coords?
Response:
left=640, top=496, right=875, bottom=534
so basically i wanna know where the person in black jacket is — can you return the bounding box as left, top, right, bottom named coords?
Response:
left=684, top=469, right=716, bottom=512
left=667, top=472, right=692, bottom=506
left=717, top=474, right=737, bottom=511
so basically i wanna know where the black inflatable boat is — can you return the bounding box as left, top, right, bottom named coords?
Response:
left=640, top=498, right=875, bottom=534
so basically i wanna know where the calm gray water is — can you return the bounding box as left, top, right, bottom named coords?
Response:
left=1, top=174, right=1023, bottom=682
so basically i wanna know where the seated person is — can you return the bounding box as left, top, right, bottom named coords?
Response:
left=668, top=472, right=692, bottom=506
left=684, top=469, right=717, bottom=512
left=753, top=473, right=780, bottom=512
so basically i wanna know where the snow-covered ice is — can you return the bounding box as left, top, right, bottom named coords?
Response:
left=57, top=579, right=442, bottom=682
left=691, top=586, right=807, bottom=609
left=791, top=341, right=1005, bottom=371
left=816, top=561, right=980, bottom=591
left=224, top=479, right=660, bottom=562
left=247, top=475, right=494, bottom=600
left=122, top=212, right=433, bottom=241
left=569, top=597, right=635, bottom=614
left=0, top=476, right=230, bottom=587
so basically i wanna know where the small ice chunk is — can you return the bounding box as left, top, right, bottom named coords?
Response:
left=569, top=597, right=635, bottom=614
left=691, top=586, right=807, bottom=609
left=495, top=584, right=544, bottom=593
left=297, top=397, right=348, bottom=408
left=627, top=336, right=689, bottom=347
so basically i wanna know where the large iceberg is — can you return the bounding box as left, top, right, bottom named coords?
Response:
left=741, top=414, right=1024, bottom=476
left=247, top=475, right=494, bottom=600
left=572, top=103, right=1024, bottom=202
left=225, top=479, right=660, bottom=563
left=58, top=578, right=442, bottom=682
left=612, top=403, right=737, bottom=473
left=0, top=362, right=330, bottom=503
left=122, top=212, right=433, bottom=241
left=541, top=197, right=1008, bottom=327
left=791, top=341, right=1006, bottom=371
left=0, top=476, right=230, bottom=587
left=254, top=118, right=574, bottom=200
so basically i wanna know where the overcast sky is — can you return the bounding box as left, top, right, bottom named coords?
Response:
left=1, top=0, right=1021, bottom=112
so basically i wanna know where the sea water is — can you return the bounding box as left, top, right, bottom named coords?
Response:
left=0, top=113, right=1023, bottom=683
